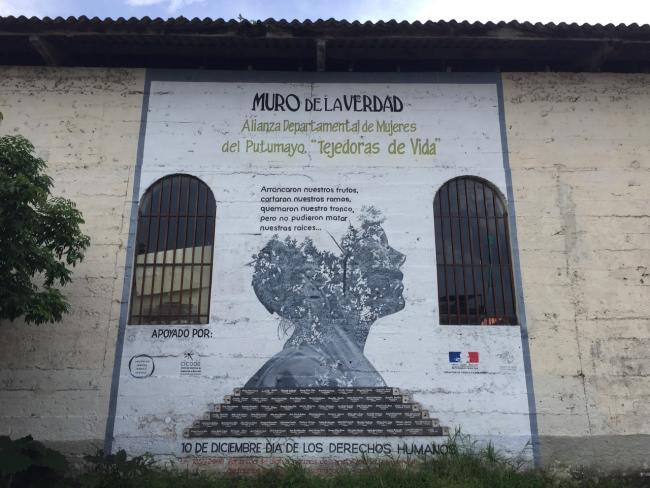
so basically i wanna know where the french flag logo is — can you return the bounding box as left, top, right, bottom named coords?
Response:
left=449, top=351, right=479, bottom=363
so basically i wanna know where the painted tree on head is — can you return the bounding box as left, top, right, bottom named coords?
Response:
left=247, top=208, right=405, bottom=388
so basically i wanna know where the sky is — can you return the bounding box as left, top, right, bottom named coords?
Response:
left=0, top=0, right=649, bottom=26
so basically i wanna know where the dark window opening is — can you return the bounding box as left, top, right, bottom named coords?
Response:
left=129, top=174, right=216, bottom=325
left=434, top=176, right=517, bottom=325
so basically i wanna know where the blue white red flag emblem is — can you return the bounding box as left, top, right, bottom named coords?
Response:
left=448, top=351, right=479, bottom=363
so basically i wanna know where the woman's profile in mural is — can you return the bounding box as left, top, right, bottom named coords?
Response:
left=245, top=208, right=406, bottom=388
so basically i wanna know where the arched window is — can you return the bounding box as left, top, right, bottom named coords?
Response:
left=434, top=176, right=517, bottom=325
left=129, top=175, right=216, bottom=325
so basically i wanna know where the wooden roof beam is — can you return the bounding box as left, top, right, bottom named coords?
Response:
left=29, top=35, right=62, bottom=66
left=316, top=38, right=326, bottom=72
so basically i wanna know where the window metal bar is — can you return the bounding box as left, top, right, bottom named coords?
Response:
left=196, top=185, right=208, bottom=322
left=130, top=262, right=211, bottom=268
left=205, top=216, right=216, bottom=325
left=454, top=179, right=471, bottom=319
left=158, top=177, right=175, bottom=313
left=439, top=264, right=513, bottom=268
left=187, top=179, right=201, bottom=317
left=491, top=190, right=508, bottom=318
left=147, top=179, right=164, bottom=319
left=481, top=183, right=498, bottom=319
left=473, top=180, right=490, bottom=322
left=128, top=213, right=215, bottom=218
left=170, top=175, right=183, bottom=305
left=136, top=191, right=155, bottom=322
left=178, top=176, right=191, bottom=308
left=462, top=179, right=480, bottom=324
left=445, top=182, right=462, bottom=324
left=502, top=205, right=518, bottom=324
left=435, top=192, right=451, bottom=322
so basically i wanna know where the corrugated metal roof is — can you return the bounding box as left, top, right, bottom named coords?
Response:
left=2, top=16, right=650, bottom=38
left=1, top=16, right=650, bottom=72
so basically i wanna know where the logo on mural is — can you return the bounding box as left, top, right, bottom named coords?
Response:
left=128, top=354, right=155, bottom=378
left=497, top=350, right=517, bottom=373
left=497, top=351, right=513, bottom=364
left=181, top=351, right=202, bottom=376
left=445, top=351, right=481, bottom=373
left=185, top=210, right=448, bottom=439
left=448, top=351, right=479, bottom=364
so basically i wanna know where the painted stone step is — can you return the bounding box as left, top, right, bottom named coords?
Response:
left=185, top=425, right=448, bottom=438
left=225, top=394, right=407, bottom=405
left=212, top=402, right=420, bottom=413
left=234, top=387, right=401, bottom=397
left=205, top=410, right=434, bottom=421
left=193, top=418, right=440, bottom=430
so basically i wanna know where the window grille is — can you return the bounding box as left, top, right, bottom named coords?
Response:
left=129, top=174, right=216, bottom=325
left=434, top=176, right=517, bottom=325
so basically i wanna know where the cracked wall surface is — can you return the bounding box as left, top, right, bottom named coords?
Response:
left=502, top=73, right=650, bottom=468
left=0, top=67, right=145, bottom=456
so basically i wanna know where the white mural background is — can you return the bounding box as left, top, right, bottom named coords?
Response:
left=111, top=77, right=533, bottom=462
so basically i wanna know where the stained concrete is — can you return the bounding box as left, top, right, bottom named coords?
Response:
left=0, top=67, right=145, bottom=457
left=503, top=72, right=650, bottom=468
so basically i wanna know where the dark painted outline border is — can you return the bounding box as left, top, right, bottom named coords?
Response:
left=104, top=69, right=152, bottom=454
left=104, top=70, right=537, bottom=461
left=496, top=75, right=540, bottom=466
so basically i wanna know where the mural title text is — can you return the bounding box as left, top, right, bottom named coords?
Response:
left=252, top=93, right=404, bottom=112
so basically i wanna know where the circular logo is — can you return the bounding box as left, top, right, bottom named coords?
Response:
left=128, top=354, right=155, bottom=378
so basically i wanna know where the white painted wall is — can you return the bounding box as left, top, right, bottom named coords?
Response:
left=111, top=76, right=533, bottom=462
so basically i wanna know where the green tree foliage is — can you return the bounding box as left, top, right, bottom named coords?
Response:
left=0, top=133, right=90, bottom=325
left=0, top=435, right=70, bottom=487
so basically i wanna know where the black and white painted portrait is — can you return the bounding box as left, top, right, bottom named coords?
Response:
left=245, top=209, right=406, bottom=388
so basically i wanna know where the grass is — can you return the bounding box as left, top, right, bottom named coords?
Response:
left=3, top=432, right=649, bottom=488
left=74, top=453, right=648, bottom=488
left=73, top=433, right=649, bottom=488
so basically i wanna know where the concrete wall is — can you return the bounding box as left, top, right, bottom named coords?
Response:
left=0, top=68, right=648, bottom=469
left=0, top=67, right=145, bottom=455
left=503, top=73, right=650, bottom=468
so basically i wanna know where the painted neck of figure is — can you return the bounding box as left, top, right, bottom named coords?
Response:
left=284, top=316, right=374, bottom=351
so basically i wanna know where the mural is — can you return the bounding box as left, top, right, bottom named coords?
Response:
left=109, top=73, right=534, bottom=466
left=248, top=210, right=403, bottom=388
left=184, top=211, right=448, bottom=439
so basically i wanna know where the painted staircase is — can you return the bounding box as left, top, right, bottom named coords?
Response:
left=184, top=387, right=448, bottom=438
